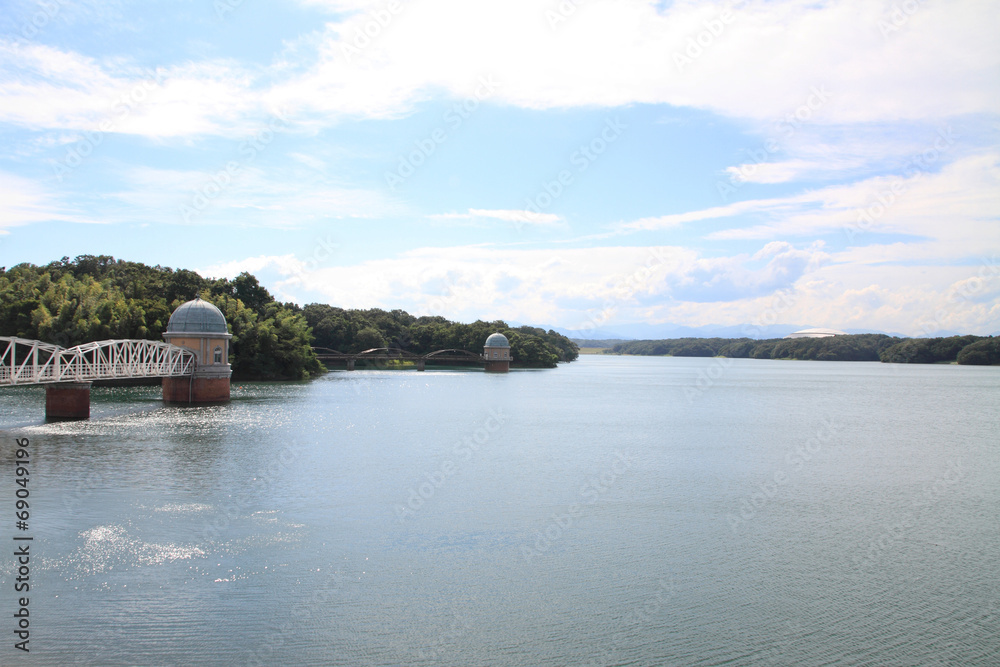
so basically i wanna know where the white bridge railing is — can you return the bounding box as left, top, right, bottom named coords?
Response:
left=0, top=337, right=196, bottom=386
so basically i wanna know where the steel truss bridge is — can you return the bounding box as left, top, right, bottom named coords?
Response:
left=0, top=337, right=197, bottom=386
left=312, top=347, right=486, bottom=370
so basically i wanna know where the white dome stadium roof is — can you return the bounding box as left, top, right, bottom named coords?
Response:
left=784, top=328, right=848, bottom=339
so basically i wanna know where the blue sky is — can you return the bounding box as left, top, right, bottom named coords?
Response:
left=1, top=0, right=998, bottom=336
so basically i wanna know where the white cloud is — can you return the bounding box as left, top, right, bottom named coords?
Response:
left=103, top=165, right=400, bottom=227
left=203, top=241, right=1000, bottom=335
left=0, top=41, right=262, bottom=138
left=207, top=240, right=833, bottom=320
left=427, top=208, right=565, bottom=228
left=200, top=254, right=305, bottom=280
left=615, top=153, right=1000, bottom=263
left=630, top=256, right=1000, bottom=336
left=711, top=153, right=1000, bottom=251
left=273, top=0, right=1000, bottom=124
left=778, top=261, right=1000, bottom=335
left=725, top=157, right=870, bottom=184
left=296, top=0, right=375, bottom=10
left=616, top=200, right=791, bottom=231
left=0, top=170, right=98, bottom=230
left=204, top=245, right=689, bottom=321
left=720, top=118, right=995, bottom=186
left=4, top=1, right=998, bottom=136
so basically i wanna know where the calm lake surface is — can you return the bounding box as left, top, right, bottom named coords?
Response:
left=1, top=355, right=998, bottom=666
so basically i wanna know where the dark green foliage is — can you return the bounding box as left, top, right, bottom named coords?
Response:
left=570, top=339, right=630, bottom=348
left=880, top=335, right=983, bottom=364
left=0, top=256, right=321, bottom=380
left=751, top=341, right=780, bottom=359
left=605, top=338, right=728, bottom=357
left=230, top=273, right=273, bottom=315
left=955, top=337, right=1000, bottom=365
left=207, top=294, right=322, bottom=381
left=766, top=334, right=894, bottom=361
left=716, top=340, right=755, bottom=358
left=607, top=333, right=995, bottom=365
left=355, top=326, right=387, bottom=350
left=301, top=304, right=578, bottom=368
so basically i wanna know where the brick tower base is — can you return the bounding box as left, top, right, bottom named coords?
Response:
left=162, top=375, right=231, bottom=404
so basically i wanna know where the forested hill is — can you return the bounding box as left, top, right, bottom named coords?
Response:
left=0, top=256, right=578, bottom=380
left=301, top=304, right=578, bottom=365
left=608, top=334, right=1000, bottom=365
left=0, top=256, right=322, bottom=380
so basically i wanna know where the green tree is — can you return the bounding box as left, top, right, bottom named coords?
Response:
left=355, top=326, right=386, bottom=350
left=957, top=338, right=999, bottom=365
left=232, top=272, right=273, bottom=315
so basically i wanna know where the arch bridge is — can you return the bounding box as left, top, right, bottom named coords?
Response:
left=312, top=346, right=486, bottom=371
left=1, top=337, right=197, bottom=418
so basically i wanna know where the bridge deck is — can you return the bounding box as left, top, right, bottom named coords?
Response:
left=312, top=347, right=486, bottom=365
left=0, top=337, right=197, bottom=386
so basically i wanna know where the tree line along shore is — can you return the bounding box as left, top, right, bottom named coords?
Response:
left=0, top=256, right=579, bottom=381
left=602, top=334, right=999, bottom=365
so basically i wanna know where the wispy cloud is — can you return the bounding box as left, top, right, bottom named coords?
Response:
left=104, top=165, right=401, bottom=228
left=725, top=157, right=869, bottom=185
left=427, top=208, right=565, bottom=228
left=0, top=41, right=264, bottom=138
left=614, top=153, right=1000, bottom=263
left=707, top=153, right=1000, bottom=249
left=0, top=170, right=101, bottom=230
left=615, top=200, right=792, bottom=232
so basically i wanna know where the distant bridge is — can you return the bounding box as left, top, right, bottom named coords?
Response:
left=312, top=347, right=486, bottom=371
left=0, top=337, right=196, bottom=386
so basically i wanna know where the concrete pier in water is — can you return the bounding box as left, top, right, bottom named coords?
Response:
left=45, top=382, right=92, bottom=419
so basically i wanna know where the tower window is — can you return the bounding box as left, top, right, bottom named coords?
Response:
left=214, top=346, right=223, bottom=364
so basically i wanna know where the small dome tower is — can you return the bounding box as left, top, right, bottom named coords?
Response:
left=162, top=297, right=232, bottom=403
left=483, top=332, right=511, bottom=373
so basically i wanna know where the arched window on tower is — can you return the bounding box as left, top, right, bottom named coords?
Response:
left=214, top=346, right=223, bottom=364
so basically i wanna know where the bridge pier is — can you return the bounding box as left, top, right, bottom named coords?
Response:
left=45, top=382, right=91, bottom=419
left=347, top=359, right=355, bottom=371
left=417, top=360, right=425, bottom=371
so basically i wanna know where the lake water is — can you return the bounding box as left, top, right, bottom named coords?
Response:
left=1, top=355, right=998, bottom=666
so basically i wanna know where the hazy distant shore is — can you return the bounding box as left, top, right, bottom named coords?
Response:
left=572, top=334, right=999, bottom=365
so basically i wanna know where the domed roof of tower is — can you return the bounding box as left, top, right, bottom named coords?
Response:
left=484, top=332, right=510, bottom=348
left=166, top=297, right=228, bottom=334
